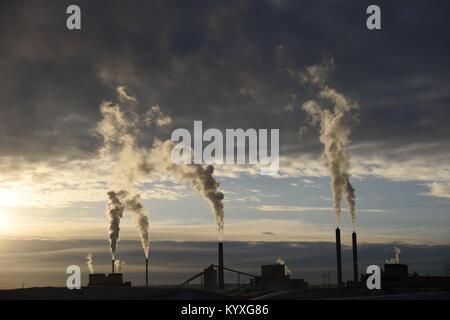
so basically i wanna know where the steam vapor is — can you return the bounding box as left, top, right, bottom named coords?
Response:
left=98, top=86, right=224, bottom=251
left=141, top=140, right=225, bottom=240
left=97, top=87, right=151, bottom=261
left=386, top=246, right=401, bottom=264
left=276, top=257, right=291, bottom=275
left=117, top=86, right=137, bottom=103
left=276, top=49, right=359, bottom=227
left=121, top=191, right=150, bottom=258
left=97, top=100, right=140, bottom=189
left=299, top=60, right=358, bottom=227
left=86, top=253, right=94, bottom=274
left=191, top=164, right=225, bottom=239
left=145, top=105, right=172, bottom=129
left=106, top=191, right=125, bottom=259
left=114, top=259, right=126, bottom=273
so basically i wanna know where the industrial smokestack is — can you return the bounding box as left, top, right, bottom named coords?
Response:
left=218, top=242, right=224, bottom=289
left=352, top=231, right=359, bottom=282
left=335, top=227, right=342, bottom=289
left=112, top=259, right=115, bottom=273
left=146, top=257, right=149, bottom=288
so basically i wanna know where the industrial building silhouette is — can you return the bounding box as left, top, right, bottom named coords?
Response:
left=88, top=273, right=131, bottom=287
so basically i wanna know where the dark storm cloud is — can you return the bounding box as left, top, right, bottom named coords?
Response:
left=1, top=0, right=450, bottom=165
left=0, top=239, right=449, bottom=288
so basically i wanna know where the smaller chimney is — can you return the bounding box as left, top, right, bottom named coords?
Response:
left=352, top=231, right=359, bottom=282
left=335, top=227, right=342, bottom=289
left=145, top=257, right=149, bottom=288
left=218, top=242, right=224, bottom=289
left=112, top=259, right=115, bottom=273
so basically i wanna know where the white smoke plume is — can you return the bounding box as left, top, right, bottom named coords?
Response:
left=86, top=253, right=94, bottom=274
left=117, top=86, right=137, bottom=103
left=140, top=140, right=225, bottom=240
left=298, top=58, right=334, bottom=87
left=114, top=259, right=126, bottom=273
left=386, top=247, right=401, bottom=264
left=300, top=60, right=358, bottom=227
left=97, top=89, right=224, bottom=247
left=97, top=100, right=133, bottom=260
left=190, top=164, right=225, bottom=239
left=145, top=105, right=172, bottom=129
left=97, top=90, right=150, bottom=260
left=276, top=257, right=291, bottom=275
left=118, top=191, right=150, bottom=258
left=106, top=191, right=125, bottom=259
left=97, top=100, right=141, bottom=189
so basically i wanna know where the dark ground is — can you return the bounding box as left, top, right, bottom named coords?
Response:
left=0, top=286, right=230, bottom=300
left=0, top=286, right=449, bottom=300
left=249, top=287, right=450, bottom=300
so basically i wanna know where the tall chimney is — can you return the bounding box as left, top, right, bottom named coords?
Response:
left=218, top=242, right=224, bottom=289
left=145, top=257, right=149, bottom=288
left=352, top=231, right=359, bottom=282
left=112, top=259, right=115, bottom=273
left=335, top=227, right=342, bottom=289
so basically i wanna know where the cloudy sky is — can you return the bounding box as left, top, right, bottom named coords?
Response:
left=0, top=0, right=450, bottom=287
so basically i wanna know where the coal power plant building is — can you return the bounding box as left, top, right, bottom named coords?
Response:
left=358, top=263, right=450, bottom=289
left=88, top=273, right=131, bottom=287
left=382, top=263, right=409, bottom=281
left=255, top=264, right=308, bottom=290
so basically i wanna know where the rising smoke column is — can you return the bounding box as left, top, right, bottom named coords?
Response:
left=191, top=164, right=225, bottom=239
left=97, top=100, right=141, bottom=190
left=276, top=257, right=291, bottom=275
left=86, top=253, right=94, bottom=274
left=345, top=178, right=356, bottom=227
left=107, top=191, right=125, bottom=259
left=119, top=191, right=150, bottom=258
left=145, top=105, right=172, bottom=129
left=98, top=89, right=225, bottom=243
left=97, top=88, right=150, bottom=260
left=141, top=140, right=225, bottom=240
left=114, top=259, right=126, bottom=272
left=97, top=101, right=130, bottom=261
left=117, top=86, right=137, bottom=104
left=300, top=60, right=358, bottom=227
left=386, top=247, right=401, bottom=264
